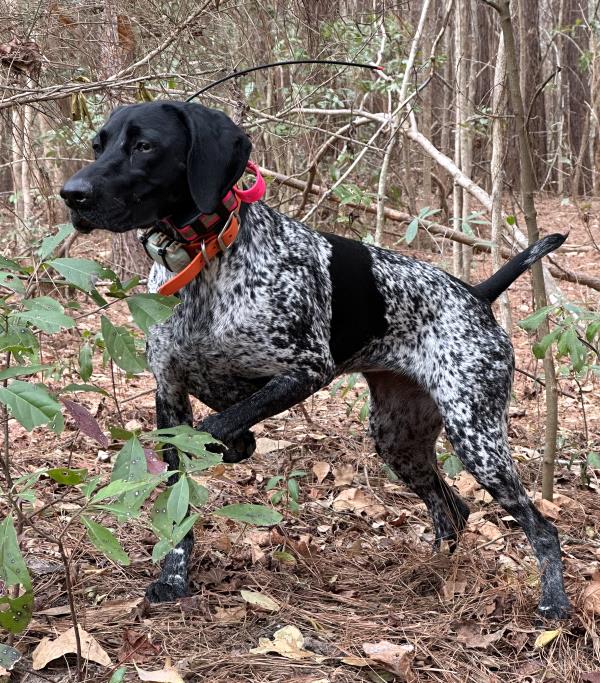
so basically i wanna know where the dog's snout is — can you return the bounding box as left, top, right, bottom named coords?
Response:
left=60, top=177, right=94, bottom=209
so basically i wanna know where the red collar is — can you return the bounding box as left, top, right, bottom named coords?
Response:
left=149, top=162, right=265, bottom=296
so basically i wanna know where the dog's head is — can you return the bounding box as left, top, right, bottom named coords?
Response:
left=60, top=101, right=252, bottom=233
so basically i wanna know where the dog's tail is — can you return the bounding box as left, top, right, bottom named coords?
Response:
left=473, top=233, right=566, bottom=303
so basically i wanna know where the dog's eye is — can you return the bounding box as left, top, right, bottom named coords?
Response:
left=135, top=141, right=153, bottom=153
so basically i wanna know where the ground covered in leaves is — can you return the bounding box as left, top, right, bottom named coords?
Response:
left=5, top=198, right=600, bottom=682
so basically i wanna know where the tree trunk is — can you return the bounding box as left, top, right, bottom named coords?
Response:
left=494, top=0, right=559, bottom=501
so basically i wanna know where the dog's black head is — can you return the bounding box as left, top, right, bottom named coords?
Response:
left=60, top=101, right=252, bottom=233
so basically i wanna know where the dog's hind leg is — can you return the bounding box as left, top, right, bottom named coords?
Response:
left=145, top=386, right=195, bottom=603
left=435, top=357, right=570, bottom=619
left=366, top=371, right=469, bottom=550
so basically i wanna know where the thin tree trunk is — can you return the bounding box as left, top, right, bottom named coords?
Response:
left=490, top=32, right=512, bottom=331
left=493, top=0, right=559, bottom=501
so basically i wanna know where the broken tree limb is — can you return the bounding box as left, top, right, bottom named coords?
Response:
left=260, top=166, right=600, bottom=293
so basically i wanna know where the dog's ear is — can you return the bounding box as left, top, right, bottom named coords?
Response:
left=173, top=102, right=252, bottom=214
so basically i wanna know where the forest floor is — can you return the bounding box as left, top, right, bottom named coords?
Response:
left=5, top=197, right=600, bottom=683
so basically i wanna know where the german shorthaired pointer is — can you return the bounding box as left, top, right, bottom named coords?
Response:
left=61, top=100, right=569, bottom=618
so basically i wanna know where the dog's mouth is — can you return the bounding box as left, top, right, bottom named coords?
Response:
left=69, top=209, right=152, bottom=234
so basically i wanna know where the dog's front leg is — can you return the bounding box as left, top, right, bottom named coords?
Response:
left=146, top=388, right=195, bottom=603
left=197, top=371, right=326, bottom=461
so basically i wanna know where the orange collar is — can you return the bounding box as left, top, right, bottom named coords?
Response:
left=157, top=208, right=240, bottom=296
left=143, top=162, right=265, bottom=296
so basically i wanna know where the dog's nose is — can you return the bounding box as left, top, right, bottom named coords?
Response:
left=60, top=178, right=94, bottom=209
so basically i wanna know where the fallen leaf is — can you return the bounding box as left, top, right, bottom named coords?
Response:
left=534, top=629, right=561, bottom=649
left=363, top=640, right=414, bottom=680
left=582, top=673, right=600, bottom=683
left=144, top=449, right=167, bottom=474
left=312, top=461, right=330, bottom=483
left=456, top=623, right=505, bottom=649
left=250, top=625, right=313, bottom=660
left=214, top=605, right=247, bottom=623
left=535, top=498, right=561, bottom=520
left=583, top=581, right=600, bottom=615
left=135, top=660, right=184, bottom=682
left=240, top=589, right=280, bottom=612
left=333, top=464, right=354, bottom=486
left=32, top=626, right=112, bottom=670
left=474, top=520, right=504, bottom=548
left=332, top=488, right=386, bottom=519
left=119, top=629, right=159, bottom=663
left=61, top=398, right=108, bottom=447
left=255, top=437, right=293, bottom=455
left=442, top=571, right=468, bottom=600
left=453, top=471, right=480, bottom=497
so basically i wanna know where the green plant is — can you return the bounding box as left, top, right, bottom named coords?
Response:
left=0, top=228, right=281, bottom=669
left=330, top=373, right=370, bottom=421
left=265, top=469, right=307, bottom=513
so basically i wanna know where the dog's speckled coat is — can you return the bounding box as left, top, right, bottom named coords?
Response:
left=61, top=101, right=570, bottom=618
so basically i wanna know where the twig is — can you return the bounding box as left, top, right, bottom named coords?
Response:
left=57, top=539, right=83, bottom=681
left=109, top=360, right=125, bottom=427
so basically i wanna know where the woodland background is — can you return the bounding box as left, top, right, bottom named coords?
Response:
left=0, top=1, right=600, bottom=682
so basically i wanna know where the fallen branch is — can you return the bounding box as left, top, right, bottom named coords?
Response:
left=260, top=166, right=600, bottom=292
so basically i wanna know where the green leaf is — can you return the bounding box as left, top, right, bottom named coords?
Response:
left=287, top=478, right=299, bottom=502
left=0, top=516, right=32, bottom=590
left=80, top=474, right=102, bottom=499
left=79, top=343, right=93, bottom=382
left=108, top=667, right=127, bottom=683
left=145, top=425, right=221, bottom=456
left=214, top=503, right=283, bottom=526
left=0, top=363, right=52, bottom=381
left=48, top=257, right=107, bottom=292
left=518, top=305, right=555, bottom=332
left=0, top=326, right=38, bottom=357
left=271, top=490, right=284, bottom=505
left=188, top=478, right=209, bottom=507
left=587, top=452, right=600, bottom=468
left=0, top=643, right=22, bottom=671
left=532, top=329, right=561, bottom=359
left=101, top=316, right=147, bottom=374
left=109, top=425, right=139, bottom=440
left=179, top=451, right=223, bottom=473
left=151, top=538, right=173, bottom=563
left=288, top=469, right=307, bottom=478
left=0, top=255, right=27, bottom=273
left=265, top=475, right=284, bottom=491
left=0, top=271, right=25, bottom=294
left=38, top=224, right=75, bottom=260
left=91, top=478, right=154, bottom=504
left=171, top=513, right=200, bottom=545
left=405, top=218, right=418, bottom=244
left=167, top=476, right=189, bottom=525
left=442, top=454, right=463, bottom=478
left=81, top=517, right=130, bottom=565
left=111, top=436, right=147, bottom=483
left=47, top=467, right=88, bottom=485
left=505, top=215, right=516, bottom=225
left=13, top=297, right=74, bottom=334
left=127, top=293, right=179, bottom=333
left=0, top=380, right=63, bottom=433
left=0, top=591, right=33, bottom=634
left=61, top=383, right=109, bottom=396
left=586, top=321, right=600, bottom=343
left=150, top=490, right=172, bottom=537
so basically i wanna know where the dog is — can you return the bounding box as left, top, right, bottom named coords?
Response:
left=60, top=100, right=570, bottom=618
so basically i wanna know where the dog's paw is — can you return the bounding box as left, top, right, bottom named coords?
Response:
left=145, top=579, right=188, bottom=603
left=222, top=431, right=256, bottom=463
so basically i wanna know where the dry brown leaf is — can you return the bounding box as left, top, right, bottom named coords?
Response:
left=453, top=471, right=480, bottom=497
left=250, top=625, right=314, bottom=660
left=534, top=629, right=561, bottom=649
left=456, top=623, right=505, bottom=650
left=32, top=626, right=112, bottom=670
left=474, top=520, right=504, bottom=548
left=340, top=655, right=370, bottom=667
left=333, top=464, right=355, bottom=486
left=255, top=437, right=293, bottom=455
left=214, top=605, right=247, bottom=623
left=240, top=589, right=280, bottom=612
left=312, top=461, right=330, bottom=483
left=363, top=640, right=415, bottom=680
left=332, top=488, right=386, bottom=519
left=535, top=497, right=561, bottom=520
left=583, top=581, right=600, bottom=614
left=135, top=660, right=184, bottom=682
left=442, top=571, right=468, bottom=600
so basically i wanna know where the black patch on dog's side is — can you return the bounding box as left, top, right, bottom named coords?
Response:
left=321, top=232, right=388, bottom=364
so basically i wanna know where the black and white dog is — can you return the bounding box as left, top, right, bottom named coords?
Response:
left=61, top=101, right=569, bottom=618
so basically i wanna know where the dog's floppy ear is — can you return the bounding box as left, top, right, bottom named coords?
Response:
left=172, top=102, right=252, bottom=214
